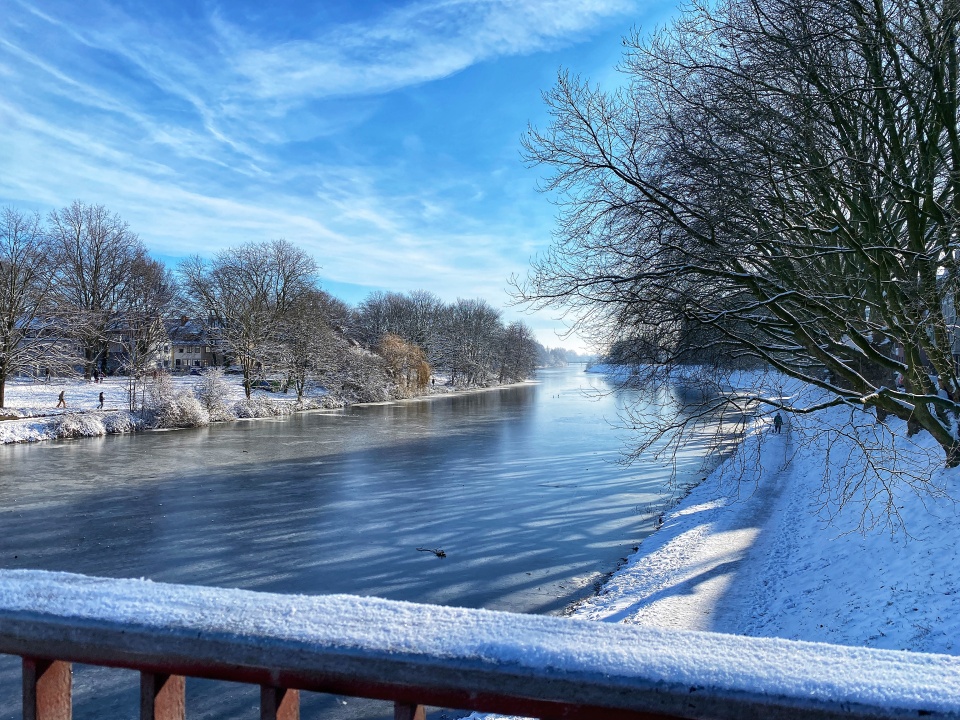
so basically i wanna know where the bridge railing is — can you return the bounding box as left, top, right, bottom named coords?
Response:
left=0, top=570, right=958, bottom=720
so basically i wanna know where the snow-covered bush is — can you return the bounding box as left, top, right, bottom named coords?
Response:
left=50, top=412, right=106, bottom=439
left=194, top=368, right=235, bottom=422
left=101, top=411, right=142, bottom=434
left=232, top=394, right=290, bottom=419
left=326, top=347, right=392, bottom=403
left=145, top=374, right=209, bottom=428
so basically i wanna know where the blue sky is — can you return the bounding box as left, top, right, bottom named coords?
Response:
left=1, top=0, right=677, bottom=352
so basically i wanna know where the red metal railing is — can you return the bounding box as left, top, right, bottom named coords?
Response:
left=2, top=570, right=960, bottom=720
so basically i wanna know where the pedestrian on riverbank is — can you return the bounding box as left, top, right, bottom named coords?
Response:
left=98, top=392, right=104, bottom=410
left=56, top=391, right=66, bottom=408
left=773, top=412, right=783, bottom=433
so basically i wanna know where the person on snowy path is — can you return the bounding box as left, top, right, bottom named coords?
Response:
left=56, top=391, right=66, bottom=408
left=773, top=412, right=783, bottom=433
left=98, top=392, right=104, bottom=410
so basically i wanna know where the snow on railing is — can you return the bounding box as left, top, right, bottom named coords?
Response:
left=1, top=570, right=959, bottom=720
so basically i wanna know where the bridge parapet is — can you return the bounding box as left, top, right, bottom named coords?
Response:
left=0, top=570, right=957, bottom=719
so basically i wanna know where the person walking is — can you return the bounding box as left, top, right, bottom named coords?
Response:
left=56, top=391, right=66, bottom=408
left=773, top=412, right=783, bottom=434
left=98, top=391, right=104, bottom=410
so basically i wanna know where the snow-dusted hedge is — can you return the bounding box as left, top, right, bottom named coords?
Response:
left=48, top=411, right=143, bottom=440
left=145, top=375, right=209, bottom=428
left=193, top=368, right=234, bottom=422
left=50, top=413, right=108, bottom=439
left=232, top=394, right=290, bottom=419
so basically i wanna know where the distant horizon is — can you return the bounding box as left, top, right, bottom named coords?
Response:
left=0, top=0, right=681, bottom=354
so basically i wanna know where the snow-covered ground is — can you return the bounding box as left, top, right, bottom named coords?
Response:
left=0, top=372, right=523, bottom=445
left=0, top=374, right=322, bottom=444
left=462, top=367, right=960, bottom=720
left=575, top=368, right=960, bottom=655
left=1, top=374, right=240, bottom=418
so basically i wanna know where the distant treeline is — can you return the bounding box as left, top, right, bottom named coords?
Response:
left=0, top=201, right=582, bottom=408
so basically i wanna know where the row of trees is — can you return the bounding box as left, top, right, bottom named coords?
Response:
left=518, top=0, right=960, bottom=466
left=353, top=291, right=544, bottom=386
left=1, top=201, right=550, bottom=408
left=179, top=247, right=547, bottom=400
left=0, top=202, right=176, bottom=408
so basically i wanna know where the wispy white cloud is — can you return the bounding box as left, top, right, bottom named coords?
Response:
left=0, top=0, right=640, bottom=351
left=0, top=91, right=534, bottom=301
left=4, top=0, right=636, bottom=157
left=217, top=0, right=634, bottom=104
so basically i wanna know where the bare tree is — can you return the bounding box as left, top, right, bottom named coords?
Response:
left=115, top=257, right=179, bottom=411
left=354, top=289, right=442, bottom=357
left=497, top=320, right=540, bottom=383
left=401, top=289, right=443, bottom=359
left=354, top=291, right=399, bottom=345
left=435, top=298, right=503, bottom=385
left=277, top=289, right=341, bottom=402
left=0, top=208, right=63, bottom=407
left=519, top=0, right=960, bottom=466
left=47, top=201, right=148, bottom=379
left=179, top=239, right=319, bottom=398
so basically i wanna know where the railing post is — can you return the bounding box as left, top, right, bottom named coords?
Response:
left=140, top=672, right=185, bottom=720
left=22, top=658, right=72, bottom=720
left=394, top=702, right=426, bottom=720
left=261, top=685, right=299, bottom=720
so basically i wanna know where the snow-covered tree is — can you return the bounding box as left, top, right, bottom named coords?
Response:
left=519, top=0, right=960, bottom=465
left=0, top=208, right=62, bottom=407
left=115, top=257, right=179, bottom=411
left=496, top=321, right=540, bottom=383
left=435, top=298, right=502, bottom=385
left=277, top=289, right=342, bottom=402
left=47, top=201, right=148, bottom=379
left=354, top=289, right=442, bottom=360
left=178, top=239, right=319, bottom=398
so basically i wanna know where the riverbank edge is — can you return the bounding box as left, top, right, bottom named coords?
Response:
left=570, top=366, right=960, bottom=660
left=561, top=466, right=713, bottom=617
left=563, top=363, right=755, bottom=618
left=349, top=378, right=536, bottom=408
left=0, top=378, right=538, bottom=446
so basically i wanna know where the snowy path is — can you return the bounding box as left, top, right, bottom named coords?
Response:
left=575, top=428, right=796, bottom=632
left=707, top=430, right=794, bottom=633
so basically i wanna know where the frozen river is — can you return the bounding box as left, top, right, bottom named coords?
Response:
left=0, top=365, right=723, bottom=719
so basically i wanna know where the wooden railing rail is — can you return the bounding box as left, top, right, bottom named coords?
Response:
left=1, top=570, right=959, bottom=720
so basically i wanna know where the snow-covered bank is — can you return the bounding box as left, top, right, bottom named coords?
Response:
left=576, top=368, right=960, bottom=655
left=0, top=374, right=532, bottom=445
left=0, top=375, right=327, bottom=445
